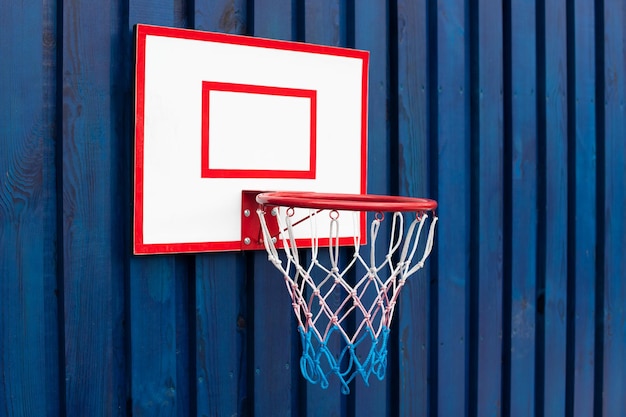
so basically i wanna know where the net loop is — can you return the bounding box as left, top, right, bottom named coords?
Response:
left=256, top=193, right=437, bottom=394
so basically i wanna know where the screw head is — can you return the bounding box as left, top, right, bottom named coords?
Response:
left=244, top=237, right=251, bottom=245
left=244, top=209, right=251, bottom=217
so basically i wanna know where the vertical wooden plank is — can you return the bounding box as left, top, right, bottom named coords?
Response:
left=61, top=0, right=127, bottom=414
left=253, top=258, right=297, bottom=417
left=507, top=1, right=538, bottom=416
left=0, top=2, right=59, bottom=416
left=474, top=0, right=504, bottom=415
left=129, top=259, right=187, bottom=416
left=303, top=0, right=347, bottom=414
left=601, top=2, right=626, bottom=415
left=434, top=0, right=470, bottom=415
left=127, top=2, right=189, bottom=416
left=43, top=4, right=62, bottom=414
left=395, top=0, right=431, bottom=415
left=354, top=1, right=390, bottom=415
left=254, top=0, right=295, bottom=41
left=194, top=255, right=247, bottom=416
left=571, top=0, right=596, bottom=415
left=252, top=2, right=298, bottom=416
left=194, top=0, right=247, bottom=34
left=192, top=2, right=250, bottom=416
left=542, top=1, right=568, bottom=415
left=305, top=0, right=346, bottom=47
left=174, top=257, right=191, bottom=417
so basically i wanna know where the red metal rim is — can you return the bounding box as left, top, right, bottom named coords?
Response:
left=256, top=191, right=437, bottom=212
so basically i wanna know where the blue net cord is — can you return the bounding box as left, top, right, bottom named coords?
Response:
left=299, top=325, right=390, bottom=395
left=257, top=207, right=438, bottom=394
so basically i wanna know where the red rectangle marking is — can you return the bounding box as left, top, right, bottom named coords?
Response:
left=201, top=81, right=317, bottom=179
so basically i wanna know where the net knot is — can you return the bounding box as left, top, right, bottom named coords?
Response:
left=256, top=203, right=438, bottom=394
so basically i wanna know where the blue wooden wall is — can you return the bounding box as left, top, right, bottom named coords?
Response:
left=1, top=1, right=624, bottom=416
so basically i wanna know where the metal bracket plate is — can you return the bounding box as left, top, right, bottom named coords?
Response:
left=241, top=190, right=279, bottom=251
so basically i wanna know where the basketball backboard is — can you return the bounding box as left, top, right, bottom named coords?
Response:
left=134, top=24, right=369, bottom=254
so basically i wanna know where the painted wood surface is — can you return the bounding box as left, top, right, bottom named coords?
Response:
left=473, top=1, right=504, bottom=415
left=353, top=1, right=391, bottom=415
left=434, top=0, right=470, bottom=416
left=251, top=3, right=299, bottom=416
left=1, top=1, right=625, bottom=416
left=601, top=2, right=626, bottom=416
left=127, top=2, right=189, bottom=417
left=303, top=2, right=347, bottom=415
left=571, top=1, right=597, bottom=415
left=507, top=1, right=538, bottom=416
left=395, top=0, right=431, bottom=415
left=541, top=1, right=568, bottom=416
left=60, top=0, right=127, bottom=414
left=0, top=2, right=57, bottom=416
left=193, top=2, right=249, bottom=416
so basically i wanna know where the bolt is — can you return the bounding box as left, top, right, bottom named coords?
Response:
left=244, top=237, right=251, bottom=245
left=244, top=209, right=251, bottom=217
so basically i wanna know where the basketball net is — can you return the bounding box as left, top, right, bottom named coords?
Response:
left=257, top=207, right=438, bottom=394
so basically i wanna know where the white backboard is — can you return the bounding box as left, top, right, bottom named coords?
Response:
left=134, top=24, right=369, bottom=254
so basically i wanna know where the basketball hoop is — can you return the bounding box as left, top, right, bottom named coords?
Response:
left=256, top=191, right=438, bottom=394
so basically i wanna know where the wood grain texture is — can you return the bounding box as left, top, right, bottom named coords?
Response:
left=305, top=0, right=346, bottom=47
left=130, top=258, right=187, bottom=417
left=2, top=1, right=626, bottom=415
left=354, top=0, right=391, bottom=415
left=252, top=2, right=299, bottom=416
left=572, top=1, right=597, bottom=415
left=303, top=1, right=347, bottom=414
left=434, top=0, right=470, bottom=415
left=254, top=0, right=294, bottom=41
left=192, top=2, right=250, bottom=416
left=194, top=255, right=247, bottom=416
left=194, top=0, right=247, bottom=34
left=395, top=0, right=431, bottom=415
left=252, top=257, right=297, bottom=417
left=42, top=2, right=62, bottom=415
left=542, top=1, right=568, bottom=415
left=0, top=2, right=59, bottom=416
left=601, top=2, right=626, bottom=415
left=127, top=2, right=189, bottom=416
left=507, top=1, right=538, bottom=416
left=60, top=0, right=127, bottom=414
left=474, top=1, right=504, bottom=415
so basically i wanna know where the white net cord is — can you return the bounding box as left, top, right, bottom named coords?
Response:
left=257, top=207, right=438, bottom=394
